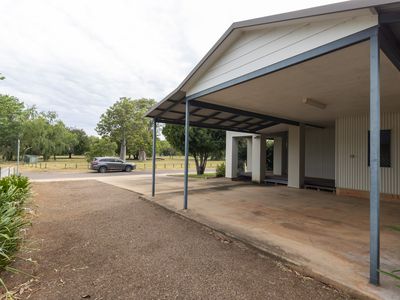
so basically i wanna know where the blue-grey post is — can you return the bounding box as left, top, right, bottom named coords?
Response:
left=369, top=27, right=380, bottom=286
left=151, top=119, right=157, bottom=197
left=183, top=99, right=190, bottom=209
left=16, top=138, right=20, bottom=175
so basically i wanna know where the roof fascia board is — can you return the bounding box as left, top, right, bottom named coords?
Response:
left=146, top=0, right=399, bottom=118
left=232, top=0, right=398, bottom=30
left=186, top=26, right=376, bottom=101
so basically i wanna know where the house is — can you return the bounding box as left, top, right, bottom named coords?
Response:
left=146, top=0, right=400, bottom=286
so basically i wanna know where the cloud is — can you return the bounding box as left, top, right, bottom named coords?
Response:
left=0, top=0, right=339, bottom=135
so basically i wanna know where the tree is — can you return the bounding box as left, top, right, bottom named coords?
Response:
left=69, top=128, right=90, bottom=156
left=162, top=125, right=225, bottom=175
left=85, top=137, right=117, bottom=162
left=157, top=140, right=177, bottom=157
left=0, top=95, right=25, bottom=160
left=21, top=110, right=76, bottom=161
left=96, top=98, right=156, bottom=160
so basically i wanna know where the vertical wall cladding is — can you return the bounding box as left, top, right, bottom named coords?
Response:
left=186, top=9, right=377, bottom=96
left=305, top=127, right=335, bottom=179
left=335, top=113, right=400, bottom=194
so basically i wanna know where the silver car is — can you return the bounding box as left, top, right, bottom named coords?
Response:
left=90, top=157, right=136, bottom=173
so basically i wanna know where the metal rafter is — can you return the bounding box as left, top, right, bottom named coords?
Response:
left=157, top=117, right=257, bottom=134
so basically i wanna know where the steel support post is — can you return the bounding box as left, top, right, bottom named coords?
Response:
left=369, top=27, right=381, bottom=286
left=152, top=119, right=157, bottom=197
left=183, top=99, right=190, bottom=209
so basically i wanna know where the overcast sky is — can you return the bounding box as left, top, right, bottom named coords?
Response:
left=0, top=0, right=342, bottom=135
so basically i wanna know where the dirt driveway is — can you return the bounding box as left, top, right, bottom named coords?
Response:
left=1, top=180, right=352, bottom=299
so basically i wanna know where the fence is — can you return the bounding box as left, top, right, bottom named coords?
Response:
left=0, top=166, right=17, bottom=179
left=20, top=161, right=222, bottom=171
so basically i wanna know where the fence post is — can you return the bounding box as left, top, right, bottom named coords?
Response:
left=64, top=163, right=67, bottom=169
left=164, top=163, right=166, bottom=169
left=75, top=163, right=78, bottom=169
left=45, top=163, right=47, bottom=169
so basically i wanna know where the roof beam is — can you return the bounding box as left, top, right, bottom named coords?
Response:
left=196, top=111, right=221, bottom=123
left=179, top=107, right=201, bottom=120
left=154, top=99, right=183, bottom=118
left=189, top=99, right=299, bottom=126
left=156, top=118, right=258, bottom=134
left=380, top=25, right=400, bottom=72
left=379, top=13, right=400, bottom=24
left=158, top=108, right=259, bottom=127
left=252, top=121, right=279, bottom=132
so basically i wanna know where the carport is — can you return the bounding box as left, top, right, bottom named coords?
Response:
left=146, top=0, right=400, bottom=287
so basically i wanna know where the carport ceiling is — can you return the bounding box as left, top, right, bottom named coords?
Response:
left=199, top=41, right=400, bottom=127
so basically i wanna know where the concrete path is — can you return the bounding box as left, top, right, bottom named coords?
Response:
left=1, top=180, right=350, bottom=299
left=99, top=175, right=400, bottom=300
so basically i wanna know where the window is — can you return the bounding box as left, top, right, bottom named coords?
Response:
left=368, top=130, right=391, bottom=168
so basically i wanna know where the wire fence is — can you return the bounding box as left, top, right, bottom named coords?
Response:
left=19, top=161, right=221, bottom=170
left=0, top=166, right=17, bottom=179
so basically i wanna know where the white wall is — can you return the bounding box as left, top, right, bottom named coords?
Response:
left=305, top=127, right=335, bottom=180
left=288, top=125, right=305, bottom=188
left=225, top=131, right=254, bottom=178
left=273, top=137, right=282, bottom=175
left=187, top=9, right=377, bottom=96
left=335, top=112, right=400, bottom=195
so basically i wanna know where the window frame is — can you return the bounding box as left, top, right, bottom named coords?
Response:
left=368, top=129, right=391, bottom=168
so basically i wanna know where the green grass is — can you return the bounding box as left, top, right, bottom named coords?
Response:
left=1, top=156, right=223, bottom=172
left=170, top=173, right=217, bottom=179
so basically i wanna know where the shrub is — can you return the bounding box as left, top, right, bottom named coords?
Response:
left=216, top=162, right=225, bottom=177
left=0, top=175, right=31, bottom=274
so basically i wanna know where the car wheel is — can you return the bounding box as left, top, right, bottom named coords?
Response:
left=99, top=166, right=107, bottom=173
left=125, top=165, right=132, bottom=172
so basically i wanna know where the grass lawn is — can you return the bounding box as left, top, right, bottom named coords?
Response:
left=0, top=156, right=224, bottom=172
left=169, top=173, right=217, bottom=179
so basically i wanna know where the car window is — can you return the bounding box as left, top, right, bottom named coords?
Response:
left=100, top=158, right=112, bottom=162
left=116, top=159, right=124, bottom=163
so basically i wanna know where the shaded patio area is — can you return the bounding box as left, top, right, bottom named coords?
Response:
left=108, top=175, right=400, bottom=299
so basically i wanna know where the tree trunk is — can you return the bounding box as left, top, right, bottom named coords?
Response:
left=194, top=153, right=208, bottom=175
left=69, top=152, right=72, bottom=159
left=120, top=136, right=126, bottom=161
left=138, top=150, right=147, bottom=161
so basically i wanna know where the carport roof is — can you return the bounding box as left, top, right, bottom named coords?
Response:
left=146, top=0, right=400, bottom=132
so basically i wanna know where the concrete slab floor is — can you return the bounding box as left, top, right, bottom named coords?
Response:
left=100, top=175, right=400, bottom=300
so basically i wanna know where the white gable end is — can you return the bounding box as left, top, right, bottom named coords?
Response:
left=186, top=9, right=378, bottom=96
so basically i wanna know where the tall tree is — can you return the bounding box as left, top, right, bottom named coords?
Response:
left=162, top=125, right=225, bottom=175
left=0, top=95, right=25, bottom=160
left=69, top=128, right=90, bottom=157
left=96, top=98, right=156, bottom=160
left=85, top=137, right=117, bottom=162
left=22, top=110, right=77, bottom=161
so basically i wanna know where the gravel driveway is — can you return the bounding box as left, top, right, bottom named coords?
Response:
left=1, top=180, right=352, bottom=299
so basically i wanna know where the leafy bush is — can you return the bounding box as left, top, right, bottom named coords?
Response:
left=216, top=162, right=225, bottom=177
left=85, top=137, right=117, bottom=162
left=0, top=175, right=31, bottom=274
